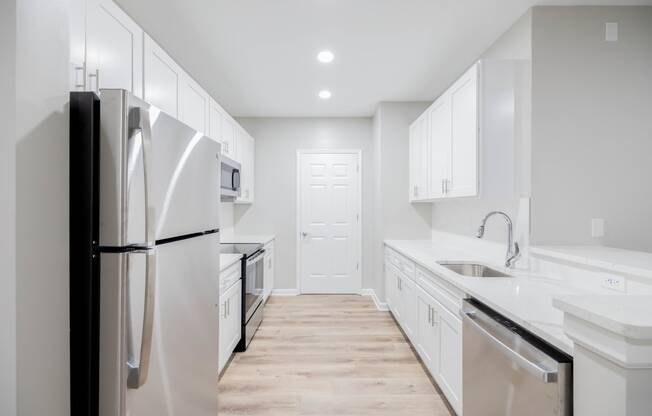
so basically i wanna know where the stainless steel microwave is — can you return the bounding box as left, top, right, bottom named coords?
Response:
left=220, top=155, right=241, bottom=201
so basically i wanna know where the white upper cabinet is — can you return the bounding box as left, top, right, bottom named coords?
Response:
left=180, top=73, right=209, bottom=134
left=71, top=0, right=257, bottom=205
left=409, top=115, right=430, bottom=202
left=221, top=116, right=236, bottom=159
left=235, top=128, right=255, bottom=204
left=409, top=61, right=486, bottom=201
left=85, top=0, right=143, bottom=97
left=208, top=98, right=223, bottom=143
left=429, top=95, right=451, bottom=199
left=143, top=34, right=182, bottom=118
left=448, top=64, right=479, bottom=198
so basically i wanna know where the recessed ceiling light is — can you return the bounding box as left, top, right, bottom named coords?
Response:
left=317, top=50, right=334, bottom=64
left=319, top=90, right=332, bottom=100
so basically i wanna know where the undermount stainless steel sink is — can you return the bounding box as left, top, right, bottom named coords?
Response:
left=437, top=261, right=513, bottom=278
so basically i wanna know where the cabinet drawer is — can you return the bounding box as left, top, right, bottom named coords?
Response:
left=220, top=260, right=241, bottom=293
left=416, top=266, right=465, bottom=315
left=385, top=247, right=415, bottom=280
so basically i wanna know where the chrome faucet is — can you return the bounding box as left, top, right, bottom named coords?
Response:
left=476, top=211, right=521, bottom=268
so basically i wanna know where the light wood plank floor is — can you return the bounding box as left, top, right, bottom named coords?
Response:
left=218, top=295, right=454, bottom=416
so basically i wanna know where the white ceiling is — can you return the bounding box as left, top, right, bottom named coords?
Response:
left=117, top=0, right=651, bottom=117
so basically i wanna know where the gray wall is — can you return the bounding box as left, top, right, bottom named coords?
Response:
left=1, top=1, right=17, bottom=414
left=373, top=102, right=432, bottom=299
left=234, top=118, right=374, bottom=291
left=430, top=10, right=533, bottom=243
left=15, top=0, right=71, bottom=414
left=530, top=6, right=652, bottom=252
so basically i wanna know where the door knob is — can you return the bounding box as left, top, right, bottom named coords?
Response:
left=301, top=232, right=308, bottom=238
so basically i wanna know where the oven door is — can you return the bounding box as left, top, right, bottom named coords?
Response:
left=244, top=249, right=265, bottom=322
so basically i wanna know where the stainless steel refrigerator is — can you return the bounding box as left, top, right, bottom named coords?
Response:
left=70, top=90, right=221, bottom=415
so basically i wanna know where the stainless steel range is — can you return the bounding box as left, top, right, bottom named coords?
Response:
left=220, top=243, right=265, bottom=350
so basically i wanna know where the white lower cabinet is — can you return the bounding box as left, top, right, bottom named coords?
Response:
left=263, top=241, right=275, bottom=301
left=385, top=247, right=463, bottom=415
left=399, top=273, right=417, bottom=341
left=416, top=286, right=439, bottom=374
left=219, top=270, right=242, bottom=374
left=437, top=302, right=462, bottom=412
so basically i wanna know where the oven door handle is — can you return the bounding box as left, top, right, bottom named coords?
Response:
left=246, top=249, right=266, bottom=266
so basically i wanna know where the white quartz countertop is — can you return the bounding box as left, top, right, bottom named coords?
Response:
left=384, top=239, right=595, bottom=355
left=220, top=253, right=243, bottom=272
left=553, top=295, right=652, bottom=340
left=221, top=234, right=275, bottom=245
left=531, top=245, right=652, bottom=279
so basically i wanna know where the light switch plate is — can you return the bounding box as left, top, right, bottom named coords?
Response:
left=591, top=218, right=605, bottom=238
left=606, top=22, right=618, bottom=42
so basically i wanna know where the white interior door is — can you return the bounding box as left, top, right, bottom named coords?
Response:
left=298, top=151, right=361, bottom=294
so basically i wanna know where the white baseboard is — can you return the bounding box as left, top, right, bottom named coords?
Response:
left=361, top=288, right=389, bottom=311
left=271, top=289, right=299, bottom=296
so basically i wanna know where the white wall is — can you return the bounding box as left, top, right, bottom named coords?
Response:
left=373, top=102, right=432, bottom=299
left=430, top=10, right=533, bottom=243
left=15, top=0, right=71, bottom=414
left=1, top=1, right=17, bottom=414
left=220, top=202, right=235, bottom=238
left=530, top=6, right=652, bottom=252
left=234, top=118, right=374, bottom=291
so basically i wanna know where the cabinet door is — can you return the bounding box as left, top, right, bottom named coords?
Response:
left=208, top=98, right=223, bottom=144
left=448, top=63, right=479, bottom=198
left=399, top=275, right=417, bottom=341
left=247, top=133, right=255, bottom=202
left=86, top=0, right=143, bottom=97
left=429, top=95, right=451, bottom=199
left=415, top=286, right=439, bottom=374
left=263, top=244, right=274, bottom=300
left=389, top=267, right=402, bottom=321
left=437, top=301, right=462, bottom=414
left=384, top=262, right=393, bottom=311
left=143, top=34, right=182, bottom=118
left=218, top=287, right=229, bottom=373
left=235, top=131, right=254, bottom=203
left=222, top=117, right=236, bottom=158
left=409, top=116, right=429, bottom=201
left=180, top=73, right=209, bottom=134
left=227, top=280, right=242, bottom=353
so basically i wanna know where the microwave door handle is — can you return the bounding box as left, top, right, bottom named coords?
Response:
left=129, top=107, right=155, bottom=247
left=127, top=248, right=157, bottom=388
left=233, top=169, right=240, bottom=191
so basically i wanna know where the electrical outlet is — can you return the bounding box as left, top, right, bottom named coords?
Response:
left=605, top=22, right=618, bottom=42
left=602, top=275, right=626, bottom=292
left=591, top=218, right=605, bottom=238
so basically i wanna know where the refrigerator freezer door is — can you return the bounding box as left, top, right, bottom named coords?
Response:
left=99, top=232, right=220, bottom=416
left=99, top=89, right=221, bottom=247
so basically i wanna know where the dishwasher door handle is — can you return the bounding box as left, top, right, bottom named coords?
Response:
left=464, top=311, right=558, bottom=383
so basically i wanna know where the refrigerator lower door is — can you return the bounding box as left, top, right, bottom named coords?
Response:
left=99, top=232, right=220, bottom=416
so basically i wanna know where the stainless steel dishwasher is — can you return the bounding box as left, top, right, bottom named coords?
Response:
left=462, top=299, right=572, bottom=416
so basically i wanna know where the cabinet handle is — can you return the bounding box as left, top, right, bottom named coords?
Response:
left=88, top=68, right=99, bottom=93
left=445, top=179, right=450, bottom=194
left=441, top=179, right=445, bottom=195
left=74, top=65, right=86, bottom=89
left=222, top=301, right=227, bottom=319
left=427, top=305, right=432, bottom=324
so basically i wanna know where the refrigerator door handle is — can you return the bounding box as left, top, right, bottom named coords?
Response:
left=129, top=107, right=155, bottom=247
left=127, top=248, right=157, bottom=389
